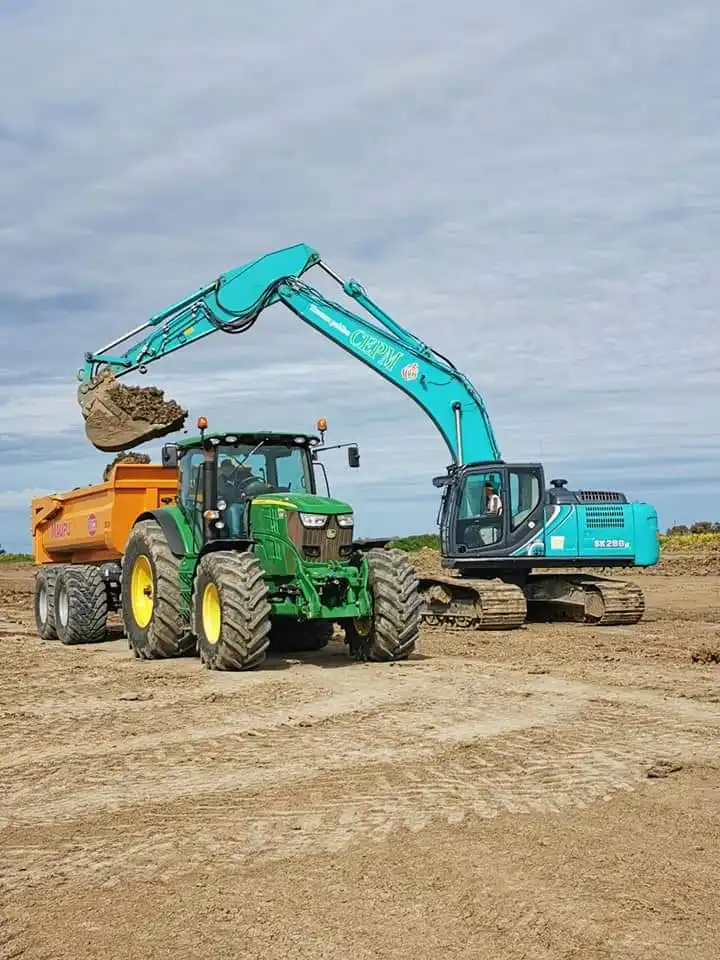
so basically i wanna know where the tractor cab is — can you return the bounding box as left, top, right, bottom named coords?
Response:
left=161, top=417, right=360, bottom=547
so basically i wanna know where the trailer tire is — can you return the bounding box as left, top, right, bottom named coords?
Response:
left=193, top=551, right=271, bottom=671
left=122, top=519, right=193, bottom=659
left=34, top=564, right=64, bottom=641
left=350, top=548, right=422, bottom=661
left=54, top=565, right=108, bottom=645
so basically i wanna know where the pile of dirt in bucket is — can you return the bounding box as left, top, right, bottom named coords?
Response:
left=78, top=370, right=188, bottom=452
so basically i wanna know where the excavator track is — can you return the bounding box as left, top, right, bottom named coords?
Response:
left=524, top=572, right=645, bottom=626
left=417, top=575, right=527, bottom=630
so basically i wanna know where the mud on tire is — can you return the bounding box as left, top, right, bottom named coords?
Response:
left=54, top=564, right=108, bottom=645
left=122, top=519, right=194, bottom=659
left=193, top=551, right=271, bottom=671
left=357, top=547, right=422, bottom=661
left=34, top=564, right=65, bottom=641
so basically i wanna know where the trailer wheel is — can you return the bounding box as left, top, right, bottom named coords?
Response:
left=347, top=548, right=422, bottom=661
left=122, top=519, right=193, bottom=659
left=193, top=551, right=271, bottom=670
left=54, top=565, right=108, bottom=645
left=34, top=564, right=64, bottom=641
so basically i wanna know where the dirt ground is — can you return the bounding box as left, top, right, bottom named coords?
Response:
left=1, top=557, right=719, bottom=959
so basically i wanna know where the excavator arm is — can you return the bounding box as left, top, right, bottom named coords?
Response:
left=79, top=242, right=501, bottom=463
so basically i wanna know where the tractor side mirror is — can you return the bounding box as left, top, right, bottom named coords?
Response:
left=432, top=474, right=449, bottom=488
left=347, top=444, right=360, bottom=468
left=161, top=443, right=179, bottom=468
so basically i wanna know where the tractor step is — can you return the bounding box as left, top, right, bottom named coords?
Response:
left=524, top=573, right=645, bottom=626
left=417, top=575, right=527, bottom=630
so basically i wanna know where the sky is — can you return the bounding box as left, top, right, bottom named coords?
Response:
left=0, top=0, right=718, bottom=552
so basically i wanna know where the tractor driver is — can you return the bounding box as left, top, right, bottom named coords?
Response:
left=217, top=458, right=267, bottom=537
left=218, top=459, right=266, bottom=502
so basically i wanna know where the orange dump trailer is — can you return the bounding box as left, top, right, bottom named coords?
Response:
left=31, top=462, right=178, bottom=566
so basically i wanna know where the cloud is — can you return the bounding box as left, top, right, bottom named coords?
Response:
left=0, top=0, right=719, bottom=552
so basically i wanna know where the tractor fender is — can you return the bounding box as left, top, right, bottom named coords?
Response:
left=133, top=508, right=188, bottom=558
left=198, top=539, right=254, bottom=560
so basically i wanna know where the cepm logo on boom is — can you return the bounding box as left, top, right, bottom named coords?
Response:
left=401, top=362, right=419, bottom=381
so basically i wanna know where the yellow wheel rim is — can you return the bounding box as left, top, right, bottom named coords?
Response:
left=131, top=555, right=154, bottom=628
left=202, top=582, right=222, bottom=645
left=352, top=616, right=372, bottom=637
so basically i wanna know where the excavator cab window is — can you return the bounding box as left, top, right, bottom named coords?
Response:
left=455, top=471, right=504, bottom=548
left=509, top=469, right=542, bottom=530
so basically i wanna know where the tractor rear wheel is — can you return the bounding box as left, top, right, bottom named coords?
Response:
left=54, top=564, right=108, bottom=645
left=122, top=519, right=193, bottom=659
left=193, top=551, right=271, bottom=671
left=34, top=564, right=64, bottom=641
left=347, top=548, right=422, bottom=661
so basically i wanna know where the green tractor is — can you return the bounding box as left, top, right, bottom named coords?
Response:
left=121, top=418, right=422, bottom=669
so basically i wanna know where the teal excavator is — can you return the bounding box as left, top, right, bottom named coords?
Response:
left=77, top=242, right=659, bottom=630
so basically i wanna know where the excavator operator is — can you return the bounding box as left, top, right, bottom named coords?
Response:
left=484, top=481, right=503, bottom=515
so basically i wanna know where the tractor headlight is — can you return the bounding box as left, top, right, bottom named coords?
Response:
left=299, top=513, right=328, bottom=528
left=216, top=499, right=227, bottom=511
left=336, top=514, right=354, bottom=527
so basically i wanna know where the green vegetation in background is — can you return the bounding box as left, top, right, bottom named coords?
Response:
left=389, top=534, right=441, bottom=552
left=659, top=532, right=720, bottom=553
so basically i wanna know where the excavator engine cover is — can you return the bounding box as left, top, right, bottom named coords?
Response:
left=78, top=370, right=188, bottom=452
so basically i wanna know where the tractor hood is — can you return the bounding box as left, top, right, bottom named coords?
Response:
left=250, top=492, right=353, bottom=515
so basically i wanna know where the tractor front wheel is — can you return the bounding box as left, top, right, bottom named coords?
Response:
left=193, top=551, right=271, bottom=670
left=347, top=548, right=422, bottom=661
left=122, top=519, right=193, bottom=659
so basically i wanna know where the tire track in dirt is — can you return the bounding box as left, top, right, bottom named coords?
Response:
left=3, top=672, right=719, bottom=893
left=0, top=889, right=27, bottom=960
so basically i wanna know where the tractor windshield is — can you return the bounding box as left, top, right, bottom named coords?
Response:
left=216, top=442, right=314, bottom=497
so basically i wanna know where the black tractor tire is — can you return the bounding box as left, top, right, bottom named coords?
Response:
left=34, top=564, right=64, bottom=641
left=271, top=618, right=334, bottom=653
left=193, top=551, right=271, bottom=671
left=122, top=519, right=194, bottom=659
left=351, top=547, right=422, bottom=661
left=54, top=564, right=108, bottom=645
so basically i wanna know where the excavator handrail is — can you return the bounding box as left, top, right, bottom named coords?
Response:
left=78, top=242, right=501, bottom=464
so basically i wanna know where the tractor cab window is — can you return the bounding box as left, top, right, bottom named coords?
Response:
left=216, top=443, right=313, bottom=501
left=275, top=449, right=311, bottom=493
left=179, top=450, right=204, bottom=512
left=455, top=470, right=504, bottom=548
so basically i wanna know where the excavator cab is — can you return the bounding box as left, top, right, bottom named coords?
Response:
left=436, top=462, right=545, bottom=563
left=436, top=461, right=658, bottom=576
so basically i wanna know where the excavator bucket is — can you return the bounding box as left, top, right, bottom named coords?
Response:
left=77, top=369, right=188, bottom=452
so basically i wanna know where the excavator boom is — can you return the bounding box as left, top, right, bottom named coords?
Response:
left=78, top=242, right=500, bottom=463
